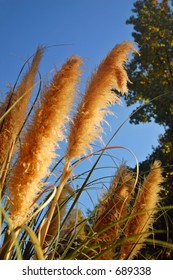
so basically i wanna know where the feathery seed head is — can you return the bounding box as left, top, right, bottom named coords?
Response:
left=93, top=166, right=135, bottom=239
left=92, top=165, right=135, bottom=259
left=66, top=41, right=136, bottom=162
left=9, top=55, right=83, bottom=228
left=0, top=47, right=43, bottom=166
left=119, top=160, right=163, bottom=260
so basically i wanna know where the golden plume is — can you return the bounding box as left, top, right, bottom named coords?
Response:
left=66, top=41, right=135, bottom=163
left=9, top=55, right=83, bottom=228
left=93, top=166, right=135, bottom=259
left=0, top=47, right=43, bottom=167
left=119, top=161, right=163, bottom=260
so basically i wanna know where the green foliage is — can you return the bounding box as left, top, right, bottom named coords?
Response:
left=126, top=0, right=173, bottom=259
left=126, top=0, right=173, bottom=124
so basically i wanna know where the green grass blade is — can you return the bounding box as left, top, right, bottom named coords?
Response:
left=23, top=225, right=45, bottom=260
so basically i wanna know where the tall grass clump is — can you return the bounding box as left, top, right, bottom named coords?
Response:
left=0, top=42, right=172, bottom=260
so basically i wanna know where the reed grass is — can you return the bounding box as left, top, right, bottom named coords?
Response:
left=0, top=42, right=171, bottom=260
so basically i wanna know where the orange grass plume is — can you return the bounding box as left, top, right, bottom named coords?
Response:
left=9, top=55, right=83, bottom=228
left=66, top=41, right=136, bottom=163
left=0, top=47, right=43, bottom=166
left=119, top=160, right=164, bottom=260
left=93, top=165, right=135, bottom=259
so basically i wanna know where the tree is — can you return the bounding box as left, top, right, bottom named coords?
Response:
left=125, top=0, right=173, bottom=259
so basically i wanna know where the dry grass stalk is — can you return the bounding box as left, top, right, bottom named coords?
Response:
left=46, top=209, right=86, bottom=260
left=119, top=160, right=164, bottom=260
left=60, top=209, right=86, bottom=239
left=41, top=185, right=73, bottom=249
left=66, top=41, right=135, bottom=163
left=93, top=166, right=135, bottom=259
left=0, top=47, right=43, bottom=167
left=9, top=56, right=83, bottom=228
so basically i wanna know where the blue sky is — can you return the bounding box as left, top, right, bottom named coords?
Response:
left=0, top=0, right=134, bottom=81
left=0, top=0, right=164, bottom=161
left=0, top=0, right=164, bottom=210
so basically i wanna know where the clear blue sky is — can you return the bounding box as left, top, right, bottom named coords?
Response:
left=0, top=0, right=164, bottom=210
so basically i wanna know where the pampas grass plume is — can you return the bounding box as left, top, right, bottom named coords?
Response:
left=93, top=166, right=135, bottom=259
left=9, top=55, right=83, bottom=228
left=119, top=160, right=164, bottom=260
left=66, top=41, right=135, bottom=163
left=0, top=47, right=43, bottom=166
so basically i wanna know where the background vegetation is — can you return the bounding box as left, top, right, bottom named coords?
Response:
left=125, top=0, right=173, bottom=259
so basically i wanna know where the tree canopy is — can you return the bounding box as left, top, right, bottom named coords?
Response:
left=126, top=0, right=173, bottom=259
left=126, top=0, right=173, bottom=125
